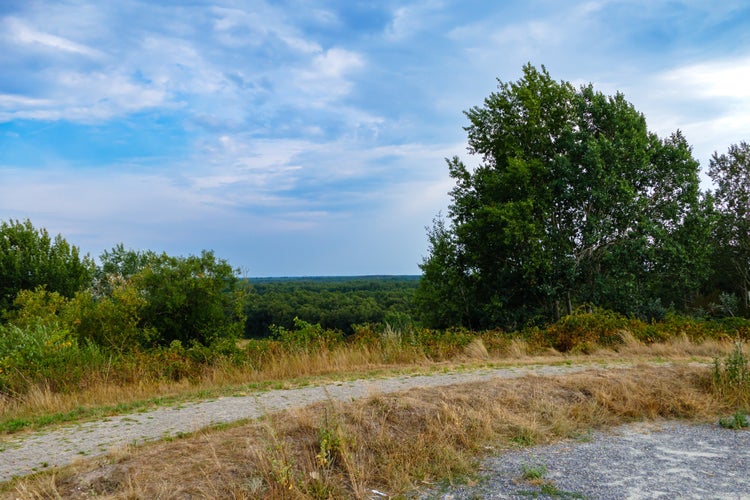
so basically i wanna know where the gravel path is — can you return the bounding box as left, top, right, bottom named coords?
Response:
left=0, top=363, right=599, bottom=483
left=425, top=421, right=750, bottom=499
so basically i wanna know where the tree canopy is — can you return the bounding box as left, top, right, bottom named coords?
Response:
left=99, top=246, right=247, bottom=346
left=709, top=142, right=750, bottom=313
left=416, top=64, right=709, bottom=329
left=0, top=219, right=94, bottom=313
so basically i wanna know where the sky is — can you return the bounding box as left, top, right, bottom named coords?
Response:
left=1, top=1, right=750, bottom=277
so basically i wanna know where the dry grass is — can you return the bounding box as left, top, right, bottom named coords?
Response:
left=0, top=335, right=736, bottom=436
left=4, top=362, right=741, bottom=500
left=0, top=345, right=429, bottom=432
left=612, top=331, right=731, bottom=358
left=461, top=338, right=489, bottom=360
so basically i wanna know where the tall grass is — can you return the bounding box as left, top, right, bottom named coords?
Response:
left=1, top=310, right=747, bottom=434
left=7, top=363, right=742, bottom=499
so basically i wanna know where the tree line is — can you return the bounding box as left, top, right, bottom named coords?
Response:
left=244, top=277, right=418, bottom=337
left=3, top=64, right=748, bottom=349
left=415, top=64, right=750, bottom=330
left=0, top=220, right=418, bottom=350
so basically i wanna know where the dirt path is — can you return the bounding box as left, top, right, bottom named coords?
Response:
left=0, top=363, right=602, bottom=483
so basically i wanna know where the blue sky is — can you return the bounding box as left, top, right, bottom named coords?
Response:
left=2, top=1, right=750, bottom=276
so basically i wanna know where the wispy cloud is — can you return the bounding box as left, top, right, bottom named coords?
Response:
left=2, top=0, right=750, bottom=274
left=4, top=16, right=103, bottom=57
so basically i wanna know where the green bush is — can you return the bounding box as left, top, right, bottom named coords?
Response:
left=66, top=276, right=155, bottom=351
left=541, top=308, right=631, bottom=352
left=131, top=250, right=247, bottom=347
left=6, top=284, right=154, bottom=353
left=3, top=287, right=69, bottom=328
left=271, top=318, right=343, bottom=354
left=0, top=321, right=97, bottom=393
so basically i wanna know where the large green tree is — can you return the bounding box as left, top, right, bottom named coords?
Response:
left=709, top=142, right=750, bottom=313
left=417, top=65, right=706, bottom=329
left=97, top=246, right=247, bottom=346
left=0, top=219, right=94, bottom=314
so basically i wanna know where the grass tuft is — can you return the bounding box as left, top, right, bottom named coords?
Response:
left=6, top=363, right=743, bottom=499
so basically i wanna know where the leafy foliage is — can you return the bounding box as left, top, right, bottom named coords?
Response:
left=418, top=65, right=707, bottom=329
left=270, top=317, right=343, bottom=354
left=0, top=219, right=94, bottom=313
left=244, top=276, right=417, bottom=337
left=0, top=321, right=106, bottom=394
left=125, top=249, right=247, bottom=347
left=709, top=142, right=750, bottom=315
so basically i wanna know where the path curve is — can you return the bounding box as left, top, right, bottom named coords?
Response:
left=0, top=363, right=601, bottom=482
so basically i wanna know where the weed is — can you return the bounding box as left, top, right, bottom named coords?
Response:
left=316, top=417, right=341, bottom=468
left=519, top=461, right=585, bottom=499
left=521, top=461, right=547, bottom=481
left=711, top=340, right=750, bottom=407
left=718, top=410, right=749, bottom=430
left=724, top=341, right=749, bottom=386
left=511, top=428, right=538, bottom=447
left=540, top=482, right=561, bottom=495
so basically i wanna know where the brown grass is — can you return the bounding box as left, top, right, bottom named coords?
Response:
left=4, top=362, right=741, bottom=499
left=0, top=335, right=736, bottom=436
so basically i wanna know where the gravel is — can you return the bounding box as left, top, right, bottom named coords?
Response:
left=424, top=421, right=750, bottom=499
left=2, top=362, right=748, bottom=499
left=0, top=363, right=597, bottom=483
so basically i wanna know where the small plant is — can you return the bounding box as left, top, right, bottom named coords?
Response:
left=268, top=441, right=295, bottom=491
left=724, top=341, right=749, bottom=386
left=316, top=414, right=342, bottom=468
left=521, top=461, right=547, bottom=482
left=712, top=340, right=749, bottom=394
left=511, top=427, right=537, bottom=447
left=520, top=461, right=584, bottom=498
left=719, top=410, right=749, bottom=430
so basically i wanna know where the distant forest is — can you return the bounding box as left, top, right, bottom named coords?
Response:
left=243, top=276, right=419, bottom=337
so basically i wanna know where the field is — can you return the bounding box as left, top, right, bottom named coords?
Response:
left=2, top=304, right=750, bottom=498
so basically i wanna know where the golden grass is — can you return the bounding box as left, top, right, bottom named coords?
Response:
left=0, top=335, right=737, bottom=436
left=4, top=362, right=742, bottom=499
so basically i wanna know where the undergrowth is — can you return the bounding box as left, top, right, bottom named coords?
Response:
left=1, top=310, right=749, bottom=435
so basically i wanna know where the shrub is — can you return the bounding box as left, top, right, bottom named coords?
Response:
left=66, top=276, right=155, bottom=352
left=6, top=284, right=154, bottom=353
left=271, top=318, right=343, bottom=354
left=3, top=287, right=68, bottom=328
left=0, top=322, right=88, bottom=393
left=132, top=250, right=247, bottom=347
left=542, top=307, right=631, bottom=352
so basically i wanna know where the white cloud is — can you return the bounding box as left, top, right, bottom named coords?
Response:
left=633, top=54, right=750, bottom=168
left=209, top=5, right=321, bottom=53
left=385, top=1, right=444, bottom=41
left=0, top=94, right=53, bottom=108
left=0, top=2, right=367, bottom=127
left=660, top=56, right=750, bottom=99
left=294, top=48, right=365, bottom=106
left=3, top=16, right=103, bottom=57
left=0, top=70, right=169, bottom=122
